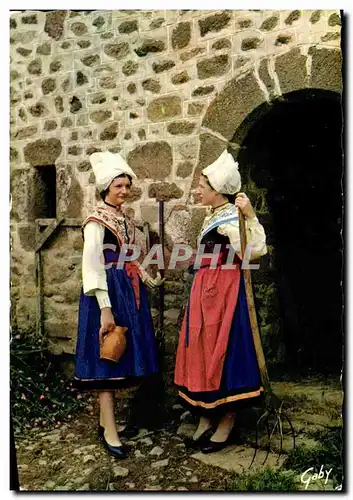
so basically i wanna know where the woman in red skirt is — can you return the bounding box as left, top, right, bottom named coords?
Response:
left=174, top=150, right=267, bottom=453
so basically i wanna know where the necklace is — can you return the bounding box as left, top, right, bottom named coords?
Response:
left=104, top=200, right=123, bottom=216
left=104, top=200, right=118, bottom=209
left=210, top=201, right=231, bottom=214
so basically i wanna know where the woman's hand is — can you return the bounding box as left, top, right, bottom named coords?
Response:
left=235, top=193, right=256, bottom=219
left=99, top=307, right=115, bottom=343
left=143, top=271, right=166, bottom=289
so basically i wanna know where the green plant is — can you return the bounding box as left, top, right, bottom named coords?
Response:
left=283, top=426, right=343, bottom=488
left=227, top=468, right=299, bottom=492
left=10, top=333, right=87, bottom=431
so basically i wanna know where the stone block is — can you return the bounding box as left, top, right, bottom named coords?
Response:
left=241, top=37, right=263, bottom=51
left=198, top=11, right=232, bottom=37
left=42, top=78, right=56, bottom=95
left=212, top=38, right=231, bottom=50
left=127, top=141, right=173, bottom=180
left=127, top=185, right=142, bottom=202
left=152, top=59, right=176, bottom=73
left=171, top=71, right=190, bottom=85
left=147, top=96, right=181, bottom=122
left=104, top=42, right=130, bottom=60
left=191, top=85, right=214, bottom=97
left=70, top=22, right=88, bottom=36
left=142, top=78, right=161, bottom=93
left=148, top=182, right=183, bottom=201
left=202, top=71, right=265, bottom=140
left=179, top=47, right=206, bottom=62
left=28, top=58, right=42, bottom=75
left=44, top=11, right=67, bottom=40
left=310, top=10, right=321, bottom=24
left=258, top=59, right=275, bottom=94
left=135, top=40, right=165, bottom=57
left=260, top=15, right=279, bottom=31
left=90, top=110, right=112, bottom=123
left=176, top=161, right=194, bottom=178
left=122, top=60, right=139, bottom=76
left=178, top=140, right=199, bottom=161
left=99, top=122, right=119, bottom=140
left=16, top=47, right=32, bottom=57
left=167, top=121, right=196, bottom=135
left=275, top=34, right=293, bottom=46
left=81, top=53, right=101, bottom=67
left=13, top=126, right=37, bottom=140
left=118, top=20, right=138, bottom=33
left=285, top=10, right=301, bottom=25
left=197, top=54, right=230, bottom=79
left=275, top=47, right=308, bottom=95
left=187, top=101, right=205, bottom=116
left=171, top=22, right=191, bottom=50
left=24, top=138, right=62, bottom=166
left=308, top=47, right=342, bottom=93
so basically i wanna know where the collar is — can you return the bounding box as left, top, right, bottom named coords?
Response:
left=102, top=200, right=124, bottom=217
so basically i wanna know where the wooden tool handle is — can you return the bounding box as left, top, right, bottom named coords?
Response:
left=238, top=209, right=271, bottom=391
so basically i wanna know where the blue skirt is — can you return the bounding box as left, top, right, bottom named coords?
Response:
left=177, top=274, right=263, bottom=414
left=75, top=267, right=159, bottom=391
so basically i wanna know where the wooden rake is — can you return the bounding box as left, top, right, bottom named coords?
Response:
left=238, top=210, right=295, bottom=467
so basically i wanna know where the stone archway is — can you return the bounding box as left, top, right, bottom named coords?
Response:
left=238, top=88, right=342, bottom=374
left=197, top=46, right=342, bottom=170
left=195, top=45, right=343, bottom=374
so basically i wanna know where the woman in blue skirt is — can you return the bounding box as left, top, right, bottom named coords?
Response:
left=75, top=151, right=164, bottom=459
left=175, top=150, right=268, bottom=453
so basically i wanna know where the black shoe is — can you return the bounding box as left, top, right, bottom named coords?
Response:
left=185, top=427, right=213, bottom=449
left=98, top=423, right=139, bottom=440
left=119, top=424, right=139, bottom=439
left=102, top=435, right=127, bottom=459
left=200, top=431, right=235, bottom=454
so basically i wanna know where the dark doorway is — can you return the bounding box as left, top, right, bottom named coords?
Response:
left=31, top=165, right=56, bottom=220
left=237, top=89, right=343, bottom=374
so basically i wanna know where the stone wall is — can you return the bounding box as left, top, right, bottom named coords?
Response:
left=10, top=10, right=342, bottom=356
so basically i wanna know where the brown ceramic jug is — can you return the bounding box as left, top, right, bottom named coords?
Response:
left=100, top=326, right=128, bottom=363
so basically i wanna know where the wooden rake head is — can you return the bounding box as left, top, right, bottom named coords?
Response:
left=249, top=393, right=296, bottom=469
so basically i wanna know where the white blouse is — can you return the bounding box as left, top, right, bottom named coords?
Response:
left=201, top=205, right=267, bottom=261
left=217, top=214, right=267, bottom=261
left=82, top=221, right=111, bottom=309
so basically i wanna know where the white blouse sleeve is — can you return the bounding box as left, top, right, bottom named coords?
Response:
left=217, top=213, right=267, bottom=261
left=82, top=221, right=111, bottom=309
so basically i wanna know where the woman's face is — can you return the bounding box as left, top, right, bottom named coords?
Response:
left=106, top=176, right=131, bottom=206
left=196, top=175, right=216, bottom=206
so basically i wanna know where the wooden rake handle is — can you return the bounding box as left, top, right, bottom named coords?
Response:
left=238, top=209, right=271, bottom=391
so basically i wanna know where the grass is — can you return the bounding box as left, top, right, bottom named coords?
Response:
left=283, top=426, right=343, bottom=489
left=226, top=426, right=343, bottom=492
left=227, top=468, right=299, bottom=492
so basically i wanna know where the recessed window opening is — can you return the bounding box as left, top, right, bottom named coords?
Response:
left=33, top=165, right=56, bottom=219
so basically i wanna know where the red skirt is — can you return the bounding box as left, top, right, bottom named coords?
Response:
left=174, top=264, right=241, bottom=392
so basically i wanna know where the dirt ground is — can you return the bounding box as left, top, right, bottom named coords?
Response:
left=14, top=378, right=343, bottom=492
left=15, top=412, right=232, bottom=491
